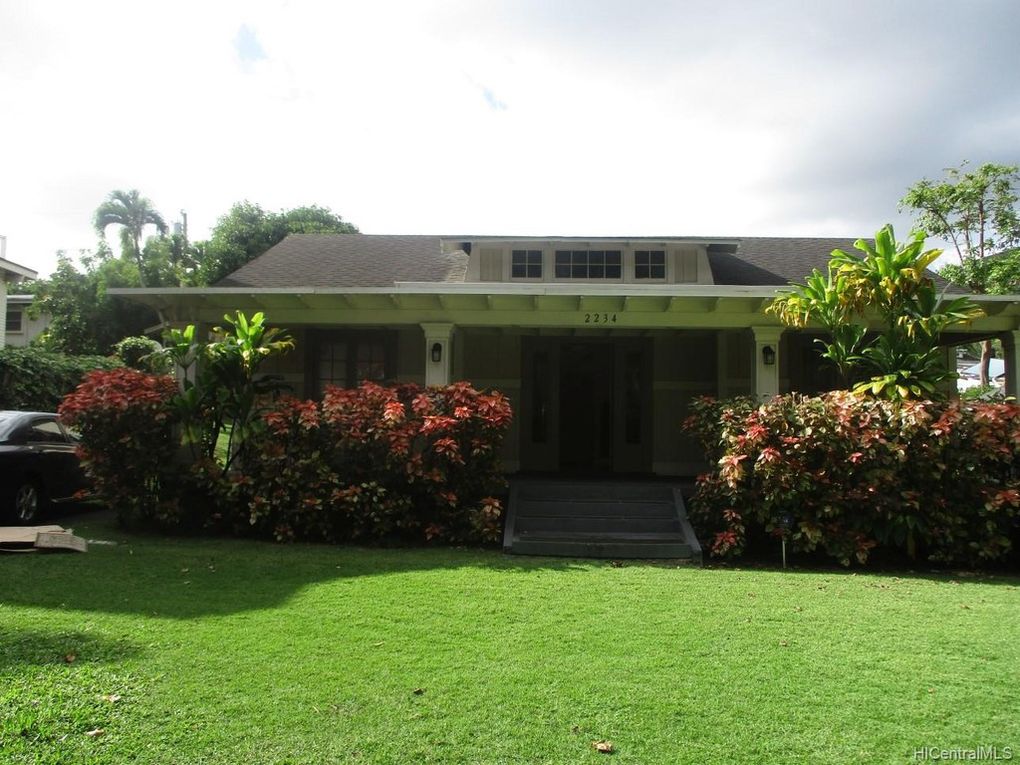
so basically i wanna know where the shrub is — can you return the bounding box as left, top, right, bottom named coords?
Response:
left=58, top=368, right=180, bottom=526
left=242, top=381, right=513, bottom=544
left=685, top=392, right=1020, bottom=566
left=0, top=347, right=120, bottom=411
left=61, top=368, right=513, bottom=545
left=960, top=384, right=1008, bottom=402
left=113, top=336, right=171, bottom=374
left=768, top=225, right=981, bottom=399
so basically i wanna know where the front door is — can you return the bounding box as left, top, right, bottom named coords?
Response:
left=520, top=337, right=653, bottom=474
left=559, top=342, right=614, bottom=472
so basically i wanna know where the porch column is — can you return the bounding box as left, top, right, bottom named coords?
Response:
left=421, top=322, right=455, bottom=387
left=1002, top=329, right=1020, bottom=401
left=751, top=326, right=783, bottom=400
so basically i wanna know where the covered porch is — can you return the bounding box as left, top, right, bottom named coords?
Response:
left=112, top=283, right=1020, bottom=479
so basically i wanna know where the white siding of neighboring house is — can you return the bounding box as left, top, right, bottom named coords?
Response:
left=3, top=296, right=50, bottom=347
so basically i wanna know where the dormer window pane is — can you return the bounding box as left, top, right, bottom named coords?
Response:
left=554, top=249, right=622, bottom=279
left=635, top=250, right=665, bottom=279
left=511, top=249, right=543, bottom=278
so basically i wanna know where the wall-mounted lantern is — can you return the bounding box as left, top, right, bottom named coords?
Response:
left=762, top=345, right=776, bottom=366
left=431, top=342, right=443, bottom=363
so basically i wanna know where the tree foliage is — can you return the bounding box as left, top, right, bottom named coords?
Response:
left=901, top=162, right=1020, bottom=293
left=31, top=193, right=357, bottom=353
left=901, top=162, right=1020, bottom=385
left=29, top=249, right=157, bottom=355
left=196, top=202, right=359, bottom=285
left=93, top=189, right=169, bottom=288
left=769, top=225, right=981, bottom=400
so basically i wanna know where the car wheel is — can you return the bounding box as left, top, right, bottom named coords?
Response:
left=14, top=481, right=43, bottom=524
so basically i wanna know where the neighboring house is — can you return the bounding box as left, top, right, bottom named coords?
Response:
left=3, top=294, right=50, bottom=348
left=959, top=358, right=1007, bottom=391
left=0, top=237, right=39, bottom=349
left=111, top=234, right=1020, bottom=477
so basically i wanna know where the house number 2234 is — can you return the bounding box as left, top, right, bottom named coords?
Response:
left=583, top=312, right=618, bottom=324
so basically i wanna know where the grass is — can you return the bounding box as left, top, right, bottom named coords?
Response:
left=2, top=511, right=1018, bottom=764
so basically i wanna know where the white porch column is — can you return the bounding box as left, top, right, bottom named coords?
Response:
left=421, top=323, right=455, bottom=387
left=751, top=326, right=783, bottom=400
left=1002, top=330, right=1020, bottom=401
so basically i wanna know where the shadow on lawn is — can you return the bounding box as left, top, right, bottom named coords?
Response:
left=0, top=628, right=143, bottom=668
left=0, top=509, right=592, bottom=621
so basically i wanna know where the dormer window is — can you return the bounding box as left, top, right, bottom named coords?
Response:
left=511, top=249, right=543, bottom=278
left=554, top=250, right=622, bottom=279
left=635, top=250, right=666, bottom=279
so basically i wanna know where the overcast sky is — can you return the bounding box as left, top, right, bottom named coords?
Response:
left=1, top=0, right=1018, bottom=277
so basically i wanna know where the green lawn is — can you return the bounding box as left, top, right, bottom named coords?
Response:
left=2, top=512, right=1018, bottom=764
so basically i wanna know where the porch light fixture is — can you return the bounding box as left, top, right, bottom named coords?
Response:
left=431, top=342, right=443, bottom=363
left=762, top=345, right=776, bottom=366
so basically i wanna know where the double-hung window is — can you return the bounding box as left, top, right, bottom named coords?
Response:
left=5, top=309, right=23, bottom=333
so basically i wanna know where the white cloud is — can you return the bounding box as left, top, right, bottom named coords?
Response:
left=0, top=0, right=1017, bottom=277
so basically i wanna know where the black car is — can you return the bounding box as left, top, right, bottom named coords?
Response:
left=0, top=411, right=89, bottom=524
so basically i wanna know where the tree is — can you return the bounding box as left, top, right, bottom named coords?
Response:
left=94, top=189, right=169, bottom=289
left=140, top=232, right=199, bottom=287
left=769, top=225, right=981, bottom=400
left=900, top=162, right=1020, bottom=384
left=30, top=248, right=157, bottom=355
left=196, top=202, right=358, bottom=285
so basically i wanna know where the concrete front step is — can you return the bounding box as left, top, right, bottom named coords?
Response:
left=505, top=480, right=703, bottom=562
left=516, top=499, right=677, bottom=518
left=510, top=538, right=694, bottom=559
left=515, top=482, right=675, bottom=502
left=514, top=515, right=682, bottom=534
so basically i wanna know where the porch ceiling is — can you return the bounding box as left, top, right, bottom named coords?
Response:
left=108, top=285, right=1020, bottom=333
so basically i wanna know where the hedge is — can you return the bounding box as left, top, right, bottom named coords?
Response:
left=684, top=392, right=1020, bottom=566
left=0, top=346, right=121, bottom=411
left=59, top=372, right=513, bottom=546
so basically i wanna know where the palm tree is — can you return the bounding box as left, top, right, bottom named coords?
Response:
left=94, top=189, right=168, bottom=288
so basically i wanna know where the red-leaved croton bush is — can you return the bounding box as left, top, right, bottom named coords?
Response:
left=684, top=392, right=1020, bottom=566
left=60, top=370, right=513, bottom=545
left=59, top=368, right=180, bottom=524
left=244, top=381, right=513, bottom=544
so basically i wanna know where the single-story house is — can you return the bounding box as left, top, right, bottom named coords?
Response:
left=112, top=234, right=1020, bottom=480
left=0, top=237, right=39, bottom=349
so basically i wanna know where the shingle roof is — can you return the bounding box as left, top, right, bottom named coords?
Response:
left=217, top=234, right=467, bottom=287
left=711, top=237, right=859, bottom=285
left=216, top=233, right=957, bottom=289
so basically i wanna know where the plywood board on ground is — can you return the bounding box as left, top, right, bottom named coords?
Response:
left=0, top=525, right=87, bottom=552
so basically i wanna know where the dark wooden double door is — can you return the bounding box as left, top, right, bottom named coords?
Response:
left=520, top=338, right=653, bottom=474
